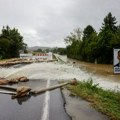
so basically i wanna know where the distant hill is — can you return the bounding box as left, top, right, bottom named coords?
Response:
left=27, top=46, right=52, bottom=51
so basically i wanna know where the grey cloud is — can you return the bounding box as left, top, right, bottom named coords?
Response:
left=0, top=0, right=120, bottom=47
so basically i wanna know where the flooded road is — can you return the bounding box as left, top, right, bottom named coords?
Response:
left=0, top=55, right=120, bottom=120
left=56, top=55, right=120, bottom=91
left=0, top=60, right=120, bottom=91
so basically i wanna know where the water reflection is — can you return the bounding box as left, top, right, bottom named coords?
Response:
left=15, top=95, right=31, bottom=105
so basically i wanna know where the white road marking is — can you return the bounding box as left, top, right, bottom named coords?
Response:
left=41, top=79, right=50, bottom=120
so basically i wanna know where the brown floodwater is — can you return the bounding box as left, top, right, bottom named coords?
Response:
left=68, top=58, right=120, bottom=82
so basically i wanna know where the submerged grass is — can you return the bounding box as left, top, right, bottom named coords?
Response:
left=67, top=79, right=120, bottom=120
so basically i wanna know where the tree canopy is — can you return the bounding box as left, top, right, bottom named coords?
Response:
left=0, top=26, right=27, bottom=59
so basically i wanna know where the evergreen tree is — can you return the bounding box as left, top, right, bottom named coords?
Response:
left=97, top=12, right=117, bottom=63
left=83, top=25, right=96, bottom=41
left=82, top=25, right=97, bottom=62
left=101, top=12, right=117, bottom=33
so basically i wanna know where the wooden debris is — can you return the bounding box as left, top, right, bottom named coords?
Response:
left=0, top=59, right=33, bottom=67
left=8, top=79, right=18, bottom=84
left=0, top=85, right=17, bottom=91
left=70, top=78, right=78, bottom=86
left=0, top=79, right=78, bottom=98
left=31, top=82, right=69, bottom=94
left=12, top=86, right=31, bottom=99
left=0, top=91, right=16, bottom=95
left=17, top=76, right=29, bottom=82
left=0, top=76, right=29, bottom=85
left=0, top=79, right=9, bottom=85
left=31, top=79, right=78, bottom=94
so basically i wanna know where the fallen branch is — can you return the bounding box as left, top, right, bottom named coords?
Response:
left=0, top=91, right=16, bottom=95
left=0, top=85, right=17, bottom=91
left=31, top=82, right=69, bottom=94
left=0, top=76, right=29, bottom=85
left=31, top=78, right=78, bottom=94
left=0, top=79, right=78, bottom=98
left=0, top=79, right=9, bottom=85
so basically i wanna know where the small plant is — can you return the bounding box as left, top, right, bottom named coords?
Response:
left=83, top=78, right=99, bottom=90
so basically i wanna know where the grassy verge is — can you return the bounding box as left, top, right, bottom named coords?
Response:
left=67, top=79, right=120, bottom=120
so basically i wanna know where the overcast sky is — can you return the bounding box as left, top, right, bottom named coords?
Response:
left=0, top=0, right=120, bottom=47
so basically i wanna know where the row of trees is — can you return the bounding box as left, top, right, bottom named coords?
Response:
left=65, top=12, right=120, bottom=64
left=0, top=26, right=27, bottom=59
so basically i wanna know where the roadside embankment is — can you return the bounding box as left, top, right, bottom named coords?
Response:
left=67, top=79, right=120, bottom=120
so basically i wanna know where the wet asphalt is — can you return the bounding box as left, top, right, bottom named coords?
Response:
left=0, top=80, right=71, bottom=120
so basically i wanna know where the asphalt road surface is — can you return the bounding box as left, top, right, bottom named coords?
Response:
left=0, top=80, right=71, bottom=120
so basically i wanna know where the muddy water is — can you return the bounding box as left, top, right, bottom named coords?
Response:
left=68, top=58, right=120, bottom=81
left=56, top=55, right=120, bottom=91
left=0, top=57, right=120, bottom=91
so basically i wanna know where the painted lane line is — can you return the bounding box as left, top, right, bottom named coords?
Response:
left=41, top=79, right=50, bottom=120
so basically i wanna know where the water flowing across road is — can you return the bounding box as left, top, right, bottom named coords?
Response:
left=0, top=55, right=119, bottom=120
left=0, top=55, right=120, bottom=91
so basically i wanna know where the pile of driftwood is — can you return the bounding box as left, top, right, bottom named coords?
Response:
left=0, top=78, right=78, bottom=99
left=0, top=76, right=29, bottom=85
left=0, top=60, right=33, bottom=67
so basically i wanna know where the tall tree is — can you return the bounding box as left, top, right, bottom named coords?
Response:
left=101, top=12, right=117, bottom=33
left=81, top=25, right=97, bottom=62
left=83, top=25, right=96, bottom=41
left=0, top=26, right=27, bottom=59
left=97, top=12, right=117, bottom=63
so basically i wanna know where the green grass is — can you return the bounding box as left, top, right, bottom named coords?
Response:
left=67, top=79, right=120, bottom=120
